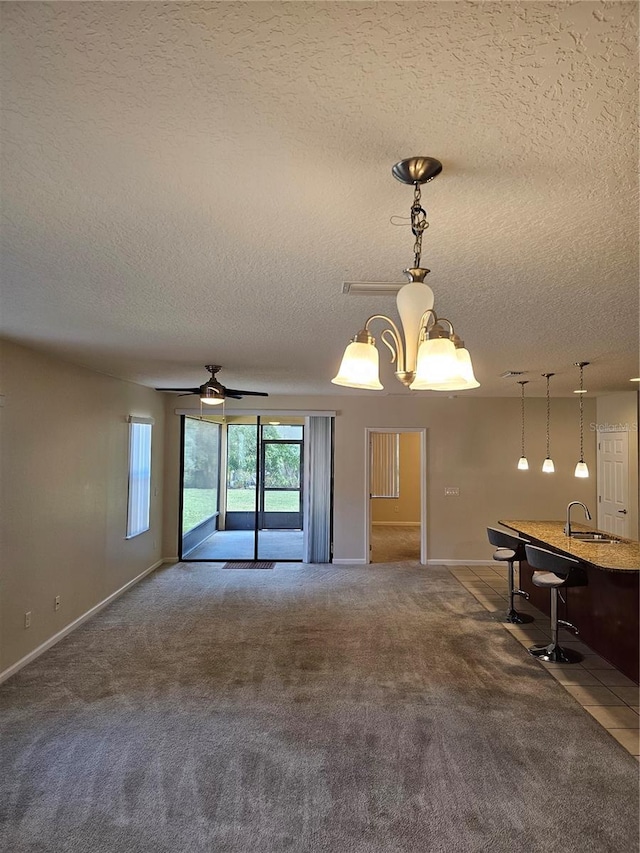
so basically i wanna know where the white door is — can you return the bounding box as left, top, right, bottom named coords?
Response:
left=598, top=431, right=629, bottom=537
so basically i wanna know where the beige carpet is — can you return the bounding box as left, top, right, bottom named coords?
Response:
left=0, top=562, right=638, bottom=853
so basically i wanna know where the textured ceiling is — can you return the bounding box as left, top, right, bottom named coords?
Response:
left=1, top=1, right=638, bottom=398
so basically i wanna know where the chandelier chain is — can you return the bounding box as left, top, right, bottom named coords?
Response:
left=410, top=182, right=429, bottom=268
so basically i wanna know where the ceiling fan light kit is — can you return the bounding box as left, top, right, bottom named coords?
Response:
left=332, top=157, right=479, bottom=393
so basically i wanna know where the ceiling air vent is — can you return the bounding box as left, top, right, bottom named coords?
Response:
left=342, top=281, right=405, bottom=295
left=500, top=371, right=526, bottom=378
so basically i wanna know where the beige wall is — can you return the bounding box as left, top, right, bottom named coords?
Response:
left=0, top=340, right=165, bottom=674
left=595, top=391, right=639, bottom=539
left=163, top=393, right=597, bottom=563
left=372, top=432, right=421, bottom=524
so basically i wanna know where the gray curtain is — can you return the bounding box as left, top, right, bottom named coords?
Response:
left=303, top=416, right=333, bottom=563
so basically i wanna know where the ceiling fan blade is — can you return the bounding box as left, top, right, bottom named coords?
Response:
left=224, top=393, right=243, bottom=400
left=225, top=389, right=269, bottom=397
left=155, top=387, right=200, bottom=393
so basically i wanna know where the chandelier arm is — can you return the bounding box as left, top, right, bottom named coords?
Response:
left=380, top=329, right=398, bottom=364
left=435, top=316, right=455, bottom=336
left=417, top=309, right=437, bottom=336
left=364, top=314, right=406, bottom=374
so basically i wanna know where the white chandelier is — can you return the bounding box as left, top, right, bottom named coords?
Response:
left=332, top=157, right=479, bottom=392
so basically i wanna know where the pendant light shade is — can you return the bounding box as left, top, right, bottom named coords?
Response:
left=573, top=362, right=590, bottom=479
left=332, top=336, right=383, bottom=390
left=574, top=461, right=589, bottom=478
left=541, top=372, right=555, bottom=473
left=517, top=380, right=529, bottom=470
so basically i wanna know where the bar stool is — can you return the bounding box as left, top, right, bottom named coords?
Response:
left=525, top=544, right=587, bottom=664
left=486, top=527, right=533, bottom=624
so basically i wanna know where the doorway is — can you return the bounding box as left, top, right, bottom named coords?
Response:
left=179, top=416, right=305, bottom=561
left=364, top=428, right=427, bottom=564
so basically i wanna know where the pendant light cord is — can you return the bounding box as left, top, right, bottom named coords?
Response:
left=579, top=364, right=584, bottom=462
left=519, top=381, right=527, bottom=456
left=544, top=373, right=552, bottom=457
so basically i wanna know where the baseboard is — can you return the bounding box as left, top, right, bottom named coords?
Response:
left=372, top=522, right=421, bottom=527
left=427, top=559, right=497, bottom=566
left=332, top=558, right=368, bottom=565
left=0, top=559, right=164, bottom=686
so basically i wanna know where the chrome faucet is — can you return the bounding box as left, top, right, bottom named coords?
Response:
left=564, top=501, right=592, bottom=537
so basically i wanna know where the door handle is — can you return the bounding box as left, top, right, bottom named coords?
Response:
left=617, top=509, right=627, bottom=514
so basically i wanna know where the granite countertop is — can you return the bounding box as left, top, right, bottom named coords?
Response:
left=499, top=520, right=640, bottom=573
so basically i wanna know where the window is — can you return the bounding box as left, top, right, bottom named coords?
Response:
left=126, top=416, right=153, bottom=538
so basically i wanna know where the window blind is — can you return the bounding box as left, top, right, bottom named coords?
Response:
left=126, top=417, right=153, bottom=538
left=370, top=432, right=399, bottom=498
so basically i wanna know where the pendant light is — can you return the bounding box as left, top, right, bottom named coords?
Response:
left=541, top=373, right=555, bottom=473
left=332, top=157, right=479, bottom=392
left=517, top=380, right=529, bottom=470
left=574, top=361, right=589, bottom=478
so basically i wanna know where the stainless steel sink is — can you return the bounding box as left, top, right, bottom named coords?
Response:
left=570, top=532, right=620, bottom=543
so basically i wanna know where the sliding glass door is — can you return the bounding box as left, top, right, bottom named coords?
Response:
left=257, top=425, right=303, bottom=560
left=180, top=417, right=221, bottom=557
left=180, top=416, right=305, bottom=562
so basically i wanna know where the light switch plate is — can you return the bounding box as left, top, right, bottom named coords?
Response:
left=444, top=487, right=460, bottom=496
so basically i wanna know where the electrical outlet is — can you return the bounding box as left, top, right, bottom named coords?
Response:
left=24, top=611, right=31, bottom=629
left=54, top=596, right=61, bottom=611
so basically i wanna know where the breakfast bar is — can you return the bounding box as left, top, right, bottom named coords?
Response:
left=500, top=520, right=640, bottom=683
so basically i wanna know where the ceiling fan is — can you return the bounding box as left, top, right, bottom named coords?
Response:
left=156, top=365, right=268, bottom=406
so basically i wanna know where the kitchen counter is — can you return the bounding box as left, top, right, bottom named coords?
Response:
left=499, top=520, right=640, bottom=572
left=497, top=520, right=639, bottom=682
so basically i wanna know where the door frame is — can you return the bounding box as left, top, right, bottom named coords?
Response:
left=364, top=427, right=428, bottom=565
left=259, top=437, right=304, bottom=529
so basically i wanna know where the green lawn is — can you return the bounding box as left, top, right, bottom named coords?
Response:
left=183, top=487, right=299, bottom=532
left=227, top=488, right=300, bottom=512
left=182, top=488, right=217, bottom=533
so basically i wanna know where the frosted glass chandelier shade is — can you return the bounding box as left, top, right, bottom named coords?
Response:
left=410, top=337, right=462, bottom=389
left=331, top=341, right=383, bottom=390
left=421, top=347, right=480, bottom=390
left=574, top=461, right=589, bottom=478
left=542, top=458, right=555, bottom=473
left=517, top=457, right=529, bottom=470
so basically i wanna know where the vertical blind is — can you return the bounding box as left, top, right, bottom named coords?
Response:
left=303, top=416, right=333, bottom=563
left=370, top=432, right=399, bottom=498
left=126, top=417, right=153, bottom=538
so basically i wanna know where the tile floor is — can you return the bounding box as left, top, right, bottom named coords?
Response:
left=447, top=563, right=640, bottom=760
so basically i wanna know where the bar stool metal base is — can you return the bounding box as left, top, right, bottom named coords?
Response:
left=503, top=609, right=534, bottom=624
left=528, top=643, right=583, bottom=664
